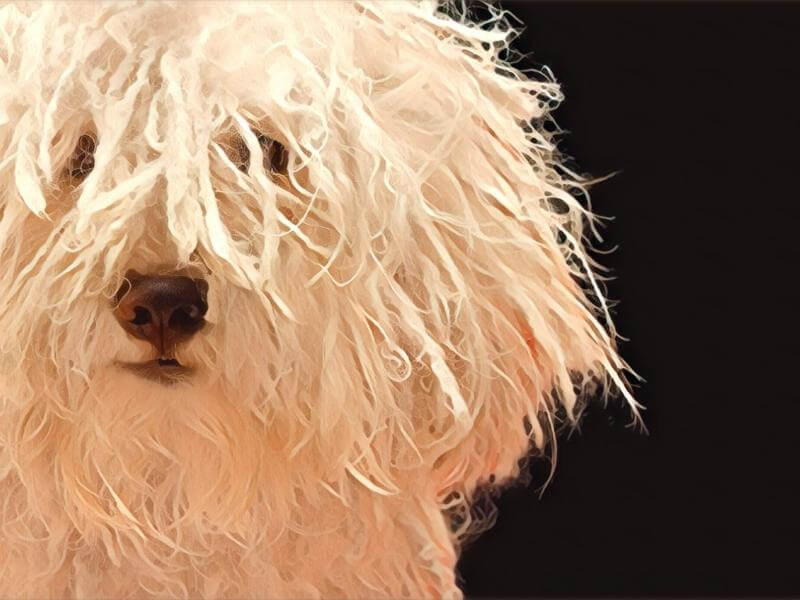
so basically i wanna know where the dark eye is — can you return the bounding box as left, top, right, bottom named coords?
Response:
left=68, top=134, right=96, bottom=180
left=256, top=132, right=289, bottom=174
left=234, top=131, right=289, bottom=175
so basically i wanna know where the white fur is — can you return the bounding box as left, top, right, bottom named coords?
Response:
left=0, top=1, right=643, bottom=598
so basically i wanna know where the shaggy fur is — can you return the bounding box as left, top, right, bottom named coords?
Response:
left=0, top=1, right=643, bottom=598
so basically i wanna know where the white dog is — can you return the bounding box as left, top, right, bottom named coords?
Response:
left=0, top=1, right=642, bottom=598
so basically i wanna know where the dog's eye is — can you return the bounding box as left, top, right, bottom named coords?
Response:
left=255, top=132, right=289, bottom=174
left=234, top=132, right=289, bottom=175
left=68, top=134, right=96, bottom=180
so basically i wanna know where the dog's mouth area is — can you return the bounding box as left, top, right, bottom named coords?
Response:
left=117, top=358, right=193, bottom=385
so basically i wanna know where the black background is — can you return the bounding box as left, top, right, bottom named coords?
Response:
left=456, top=2, right=800, bottom=597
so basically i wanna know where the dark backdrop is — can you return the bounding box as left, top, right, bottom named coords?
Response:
left=456, top=2, right=800, bottom=597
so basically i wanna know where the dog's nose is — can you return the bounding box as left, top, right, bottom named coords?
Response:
left=114, top=271, right=208, bottom=356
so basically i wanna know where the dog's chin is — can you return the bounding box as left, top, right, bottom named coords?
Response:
left=115, top=358, right=195, bottom=386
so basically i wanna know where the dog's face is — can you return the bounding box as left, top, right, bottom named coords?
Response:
left=0, top=2, right=639, bottom=597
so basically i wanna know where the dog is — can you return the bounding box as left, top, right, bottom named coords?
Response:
left=0, top=1, right=642, bottom=598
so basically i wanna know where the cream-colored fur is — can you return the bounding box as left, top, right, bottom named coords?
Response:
left=0, top=1, right=642, bottom=598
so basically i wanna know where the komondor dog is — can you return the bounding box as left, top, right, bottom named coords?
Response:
left=0, top=1, right=643, bottom=598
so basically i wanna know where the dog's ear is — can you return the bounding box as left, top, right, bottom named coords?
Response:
left=392, top=7, right=645, bottom=533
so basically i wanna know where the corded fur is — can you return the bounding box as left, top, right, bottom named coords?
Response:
left=0, top=1, right=643, bottom=598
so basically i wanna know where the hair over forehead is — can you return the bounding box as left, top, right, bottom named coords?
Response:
left=0, top=0, right=551, bottom=266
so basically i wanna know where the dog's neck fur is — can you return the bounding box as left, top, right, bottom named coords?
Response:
left=1, top=374, right=474, bottom=598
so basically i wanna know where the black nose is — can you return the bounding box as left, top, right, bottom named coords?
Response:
left=114, top=270, right=208, bottom=356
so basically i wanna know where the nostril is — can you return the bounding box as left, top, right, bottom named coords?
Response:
left=130, top=306, right=152, bottom=326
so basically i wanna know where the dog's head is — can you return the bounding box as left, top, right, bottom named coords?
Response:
left=0, top=0, right=640, bottom=554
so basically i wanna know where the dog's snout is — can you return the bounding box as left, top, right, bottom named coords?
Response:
left=114, top=271, right=208, bottom=356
